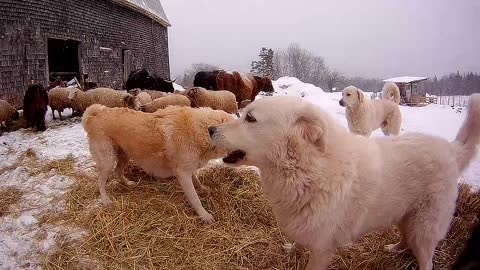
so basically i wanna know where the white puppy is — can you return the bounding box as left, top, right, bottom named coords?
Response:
left=209, top=95, right=480, bottom=270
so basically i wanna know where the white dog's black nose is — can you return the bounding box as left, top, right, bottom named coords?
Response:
left=339, top=99, right=345, bottom=107
left=208, top=126, right=216, bottom=136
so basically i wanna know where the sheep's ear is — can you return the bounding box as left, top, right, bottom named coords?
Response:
left=357, top=89, right=365, bottom=103
left=294, top=107, right=328, bottom=152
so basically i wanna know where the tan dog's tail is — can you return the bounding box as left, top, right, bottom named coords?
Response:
left=82, top=104, right=107, bottom=133
left=452, top=94, right=480, bottom=173
left=382, top=82, right=400, bottom=104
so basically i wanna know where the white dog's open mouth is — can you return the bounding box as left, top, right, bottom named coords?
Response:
left=223, top=150, right=246, bottom=164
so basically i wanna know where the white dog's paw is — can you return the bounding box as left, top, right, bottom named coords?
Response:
left=199, top=212, right=214, bottom=224
left=124, top=180, right=137, bottom=186
left=100, top=197, right=112, bottom=206
left=384, top=242, right=405, bottom=253
left=283, top=243, right=296, bottom=255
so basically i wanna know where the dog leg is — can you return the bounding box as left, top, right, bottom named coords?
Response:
left=192, top=171, right=210, bottom=195
left=114, top=147, right=135, bottom=186
left=90, top=139, right=116, bottom=204
left=177, top=171, right=214, bottom=223
left=305, top=249, right=334, bottom=270
left=385, top=220, right=409, bottom=252
left=98, top=169, right=111, bottom=204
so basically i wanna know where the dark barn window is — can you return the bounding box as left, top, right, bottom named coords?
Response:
left=47, top=38, right=80, bottom=82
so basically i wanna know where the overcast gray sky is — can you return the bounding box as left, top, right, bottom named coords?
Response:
left=161, top=0, right=480, bottom=79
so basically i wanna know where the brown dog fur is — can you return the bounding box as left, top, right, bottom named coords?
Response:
left=82, top=105, right=234, bottom=223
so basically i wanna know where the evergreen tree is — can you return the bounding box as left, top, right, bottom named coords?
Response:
left=251, top=47, right=274, bottom=77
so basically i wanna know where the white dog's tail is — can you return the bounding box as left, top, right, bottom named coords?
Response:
left=382, top=82, right=401, bottom=104
left=452, top=94, right=480, bottom=173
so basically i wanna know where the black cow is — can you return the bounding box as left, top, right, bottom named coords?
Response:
left=125, top=69, right=174, bottom=93
left=193, top=70, right=222, bottom=90
left=23, top=84, right=49, bottom=132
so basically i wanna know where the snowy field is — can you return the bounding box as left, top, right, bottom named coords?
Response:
left=0, top=77, right=479, bottom=269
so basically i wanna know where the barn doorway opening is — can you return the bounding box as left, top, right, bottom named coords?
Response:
left=47, top=38, right=80, bottom=83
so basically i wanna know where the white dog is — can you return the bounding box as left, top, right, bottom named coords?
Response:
left=339, top=83, right=402, bottom=137
left=209, top=95, right=480, bottom=270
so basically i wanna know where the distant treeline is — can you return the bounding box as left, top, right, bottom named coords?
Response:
left=334, top=72, right=480, bottom=96
left=417, top=72, right=480, bottom=96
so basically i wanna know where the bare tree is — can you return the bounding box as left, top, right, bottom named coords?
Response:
left=273, top=43, right=328, bottom=88
left=324, top=70, right=345, bottom=92
left=179, top=63, right=220, bottom=87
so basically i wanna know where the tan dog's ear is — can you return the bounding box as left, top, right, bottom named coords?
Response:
left=295, top=109, right=328, bottom=152
left=357, top=89, right=365, bottom=103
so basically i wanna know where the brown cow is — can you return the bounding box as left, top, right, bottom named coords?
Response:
left=216, top=71, right=274, bottom=107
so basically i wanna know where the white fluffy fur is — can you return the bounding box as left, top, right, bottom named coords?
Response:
left=210, top=94, right=480, bottom=270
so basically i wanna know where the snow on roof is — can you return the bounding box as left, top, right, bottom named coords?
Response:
left=112, top=0, right=171, bottom=27
left=383, top=76, right=428, bottom=83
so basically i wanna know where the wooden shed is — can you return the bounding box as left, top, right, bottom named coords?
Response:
left=383, top=76, right=429, bottom=106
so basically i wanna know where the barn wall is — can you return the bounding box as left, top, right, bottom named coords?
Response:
left=0, top=0, right=170, bottom=108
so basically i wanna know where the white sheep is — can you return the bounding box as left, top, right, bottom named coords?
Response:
left=141, top=94, right=191, bottom=113
left=144, top=90, right=168, bottom=100
left=133, top=91, right=153, bottom=110
left=68, top=88, right=136, bottom=113
left=0, top=99, right=19, bottom=133
left=48, top=87, right=74, bottom=120
left=186, top=87, right=238, bottom=114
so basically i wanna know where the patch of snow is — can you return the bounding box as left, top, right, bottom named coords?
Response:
left=383, top=76, right=428, bottom=83
left=0, top=119, right=92, bottom=269
left=265, top=77, right=480, bottom=188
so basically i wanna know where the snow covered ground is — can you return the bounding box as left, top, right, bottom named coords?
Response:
left=0, top=77, right=478, bottom=269
left=270, top=77, right=479, bottom=187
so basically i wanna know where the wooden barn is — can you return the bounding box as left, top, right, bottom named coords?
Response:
left=383, top=76, right=430, bottom=106
left=0, top=0, right=171, bottom=108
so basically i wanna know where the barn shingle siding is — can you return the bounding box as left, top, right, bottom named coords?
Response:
left=0, top=0, right=170, bottom=108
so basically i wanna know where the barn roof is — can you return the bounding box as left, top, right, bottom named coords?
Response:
left=383, top=76, right=428, bottom=84
left=112, top=0, right=171, bottom=27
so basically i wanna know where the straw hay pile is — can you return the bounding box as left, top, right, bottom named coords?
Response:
left=41, top=161, right=479, bottom=270
left=0, top=187, right=23, bottom=217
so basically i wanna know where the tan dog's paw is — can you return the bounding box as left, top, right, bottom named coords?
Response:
left=200, top=212, right=214, bottom=224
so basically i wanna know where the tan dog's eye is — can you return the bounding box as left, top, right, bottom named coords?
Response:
left=245, top=113, right=256, bottom=123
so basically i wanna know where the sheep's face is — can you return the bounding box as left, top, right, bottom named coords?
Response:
left=68, top=90, right=78, bottom=100
left=186, top=87, right=199, bottom=99
left=123, top=95, right=136, bottom=109
left=12, top=111, right=20, bottom=120
left=133, top=97, right=143, bottom=111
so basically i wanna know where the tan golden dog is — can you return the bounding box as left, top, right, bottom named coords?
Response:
left=209, top=95, right=480, bottom=270
left=82, top=105, right=234, bottom=223
left=339, top=84, right=402, bottom=137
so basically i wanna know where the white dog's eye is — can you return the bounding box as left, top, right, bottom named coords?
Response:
left=347, top=93, right=351, bottom=96
left=245, top=113, right=257, bottom=123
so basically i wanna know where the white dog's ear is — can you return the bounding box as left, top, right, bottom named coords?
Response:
left=295, top=110, right=328, bottom=152
left=357, top=89, right=365, bottom=103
